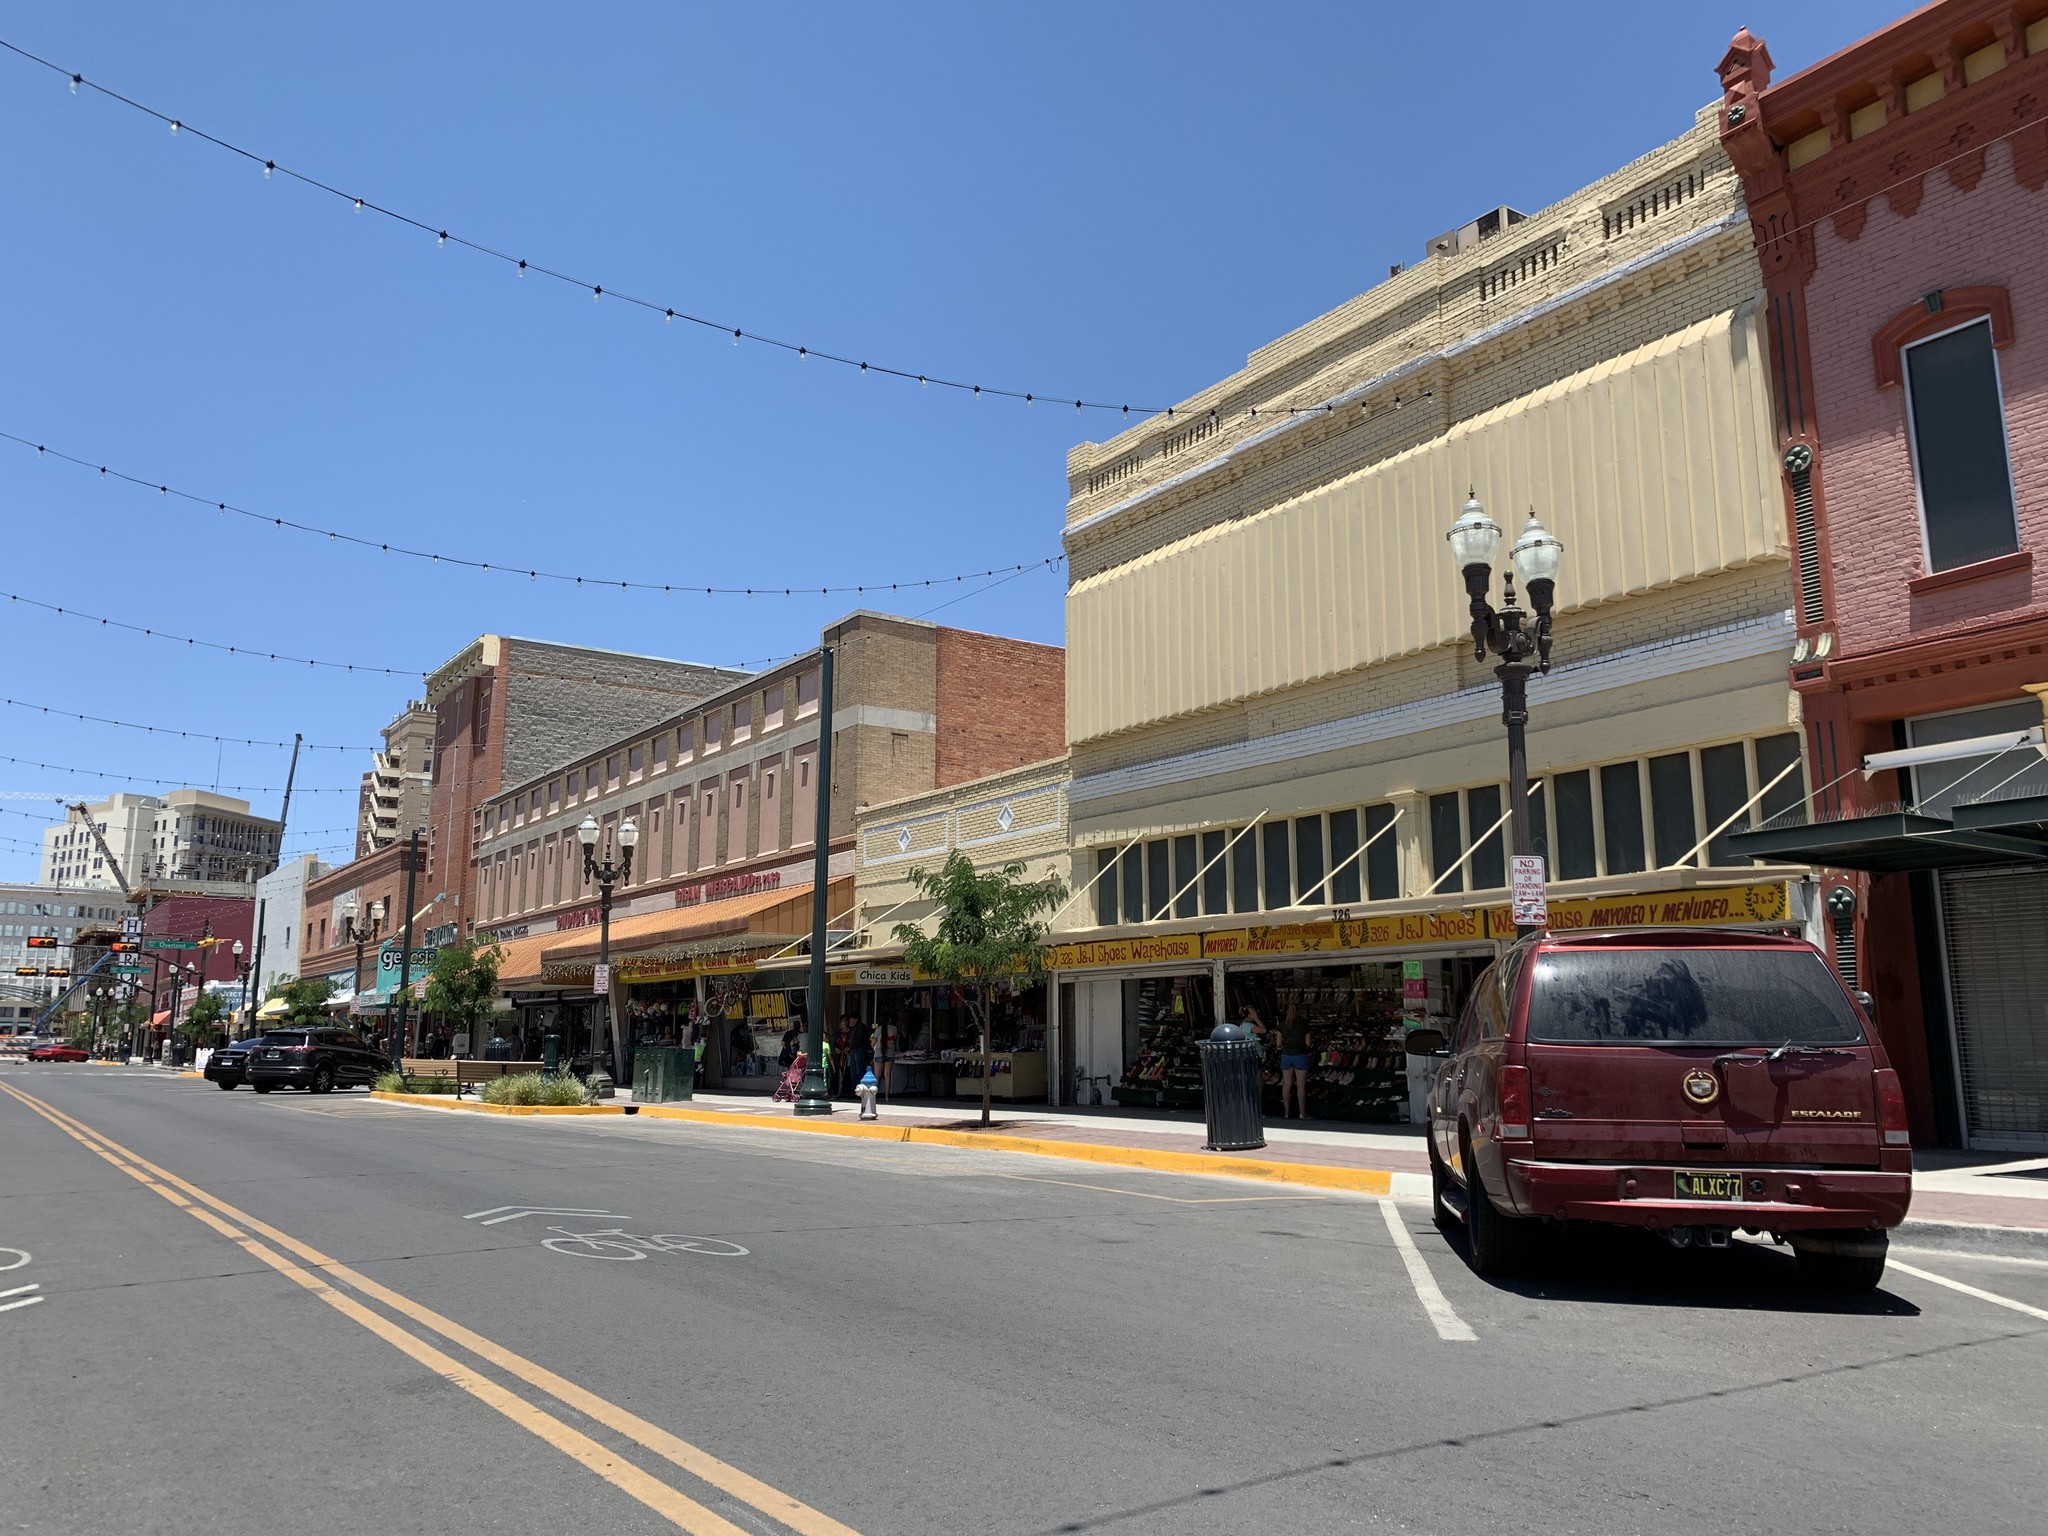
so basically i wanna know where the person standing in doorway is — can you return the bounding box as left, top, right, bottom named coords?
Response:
left=1276, top=1002, right=1313, bottom=1120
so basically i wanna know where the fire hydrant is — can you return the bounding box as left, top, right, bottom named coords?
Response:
left=855, top=1067, right=880, bottom=1121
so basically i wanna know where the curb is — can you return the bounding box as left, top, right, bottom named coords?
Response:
left=1894, top=1218, right=2048, bottom=1261
left=367, top=1092, right=624, bottom=1118
left=366, top=1091, right=1403, bottom=1196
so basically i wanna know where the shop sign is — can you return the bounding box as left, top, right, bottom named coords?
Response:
left=552, top=902, right=605, bottom=932
left=1483, top=880, right=1789, bottom=939
left=423, top=922, right=463, bottom=948
left=675, top=870, right=782, bottom=907
left=828, top=965, right=917, bottom=987
left=1046, top=933, right=1203, bottom=970
left=1205, top=908, right=1488, bottom=958
left=1510, top=855, right=1547, bottom=927
left=376, top=943, right=438, bottom=984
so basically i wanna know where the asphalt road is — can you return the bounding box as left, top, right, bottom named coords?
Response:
left=3, top=1065, right=2044, bottom=1536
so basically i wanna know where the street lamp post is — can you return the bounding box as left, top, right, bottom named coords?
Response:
left=577, top=815, right=638, bottom=1089
left=231, top=938, right=248, bottom=1036
left=1446, top=493, right=1565, bottom=938
left=91, top=985, right=107, bottom=1056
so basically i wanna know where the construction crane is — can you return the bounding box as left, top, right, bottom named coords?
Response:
left=68, top=802, right=132, bottom=898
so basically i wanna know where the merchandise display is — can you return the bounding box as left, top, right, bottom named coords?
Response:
left=1112, top=975, right=1215, bottom=1109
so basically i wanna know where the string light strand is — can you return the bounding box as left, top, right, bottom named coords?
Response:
left=1, top=696, right=368, bottom=753
left=1, top=39, right=1167, bottom=421
left=0, top=431, right=1066, bottom=600
left=0, top=752, right=355, bottom=794
left=1, top=590, right=421, bottom=678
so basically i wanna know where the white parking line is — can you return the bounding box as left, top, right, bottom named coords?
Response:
left=0, top=1282, right=43, bottom=1313
left=1889, top=1257, right=2048, bottom=1322
left=1379, top=1198, right=1476, bottom=1342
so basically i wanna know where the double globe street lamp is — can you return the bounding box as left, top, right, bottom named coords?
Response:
left=1446, top=493, right=1565, bottom=938
left=577, top=814, right=638, bottom=1090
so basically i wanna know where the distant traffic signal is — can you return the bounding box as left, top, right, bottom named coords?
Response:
left=13, top=966, right=37, bottom=977
left=25, top=935, right=58, bottom=949
left=110, top=941, right=140, bottom=952
left=45, top=967, right=71, bottom=977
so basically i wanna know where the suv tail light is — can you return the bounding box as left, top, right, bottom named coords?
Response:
left=1875, top=1068, right=1911, bottom=1147
left=1498, top=1065, right=1531, bottom=1140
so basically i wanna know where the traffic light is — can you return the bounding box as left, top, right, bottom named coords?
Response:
left=25, top=935, right=58, bottom=949
left=13, top=966, right=37, bottom=977
left=45, top=967, right=71, bottom=977
left=110, top=940, right=140, bottom=952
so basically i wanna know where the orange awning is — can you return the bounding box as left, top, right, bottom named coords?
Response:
left=488, top=929, right=560, bottom=989
left=544, top=884, right=817, bottom=966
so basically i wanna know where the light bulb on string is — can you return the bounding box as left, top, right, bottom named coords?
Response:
left=168, top=119, right=180, bottom=135
left=353, top=198, right=363, bottom=212
left=437, top=231, right=448, bottom=247
left=263, top=160, right=274, bottom=179
left=69, top=74, right=80, bottom=94
left=732, top=329, right=741, bottom=347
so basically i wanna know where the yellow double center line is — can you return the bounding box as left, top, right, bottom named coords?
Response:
left=0, top=1080, right=860, bottom=1536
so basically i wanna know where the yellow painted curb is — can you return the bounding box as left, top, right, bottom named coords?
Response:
left=361, top=1092, right=1398, bottom=1196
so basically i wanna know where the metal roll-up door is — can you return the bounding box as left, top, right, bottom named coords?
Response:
left=1939, top=866, right=2048, bottom=1148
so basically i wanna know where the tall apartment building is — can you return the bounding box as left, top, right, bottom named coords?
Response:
left=1046, top=106, right=1821, bottom=1114
left=41, top=793, right=160, bottom=889
left=144, top=790, right=283, bottom=886
left=357, top=699, right=437, bottom=857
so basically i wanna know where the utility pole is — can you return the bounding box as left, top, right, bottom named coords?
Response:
left=393, top=827, right=421, bottom=1062
left=795, top=645, right=835, bottom=1116
left=244, top=734, right=300, bottom=1035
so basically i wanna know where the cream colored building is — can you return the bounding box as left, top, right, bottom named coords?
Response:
left=1050, top=108, right=1817, bottom=1113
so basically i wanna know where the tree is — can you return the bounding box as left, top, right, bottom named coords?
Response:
left=423, top=938, right=503, bottom=1051
left=893, top=852, right=1066, bottom=1128
left=181, top=989, right=227, bottom=1045
left=266, top=975, right=336, bottom=1027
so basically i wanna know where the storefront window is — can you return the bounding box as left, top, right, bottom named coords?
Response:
left=1294, top=814, right=1326, bottom=904
left=1429, top=792, right=1464, bottom=893
left=1600, top=762, right=1646, bottom=875
left=1095, top=847, right=1119, bottom=926
left=1146, top=840, right=1170, bottom=921
left=1553, top=769, right=1595, bottom=879
left=1172, top=835, right=1199, bottom=919
left=1232, top=830, right=1259, bottom=912
left=1112, top=975, right=1215, bottom=1109
left=1465, top=785, right=1505, bottom=889
left=1649, top=752, right=1698, bottom=868
left=1120, top=845, right=1144, bottom=925
left=1201, top=830, right=1228, bottom=913
left=1262, top=821, right=1291, bottom=909
left=1364, top=803, right=1399, bottom=900
left=1328, top=809, right=1361, bottom=905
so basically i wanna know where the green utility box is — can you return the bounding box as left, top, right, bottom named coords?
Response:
left=634, top=1045, right=697, bottom=1104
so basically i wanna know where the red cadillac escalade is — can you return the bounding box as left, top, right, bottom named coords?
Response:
left=1409, top=928, right=1913, bottom=1291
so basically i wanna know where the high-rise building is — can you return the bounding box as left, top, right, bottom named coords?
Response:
left=0, top=880, right=129, bottom=1023
left=357, top=700, right=437, bottom=858
left=40, top=793, right=159, bottom=890
left=145, top=791, right=283, bottom=886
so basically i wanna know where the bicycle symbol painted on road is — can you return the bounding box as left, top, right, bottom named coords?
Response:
left=540, top=1227, right=749, bottom=1261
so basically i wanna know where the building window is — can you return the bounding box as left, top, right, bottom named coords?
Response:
left=1647, top=753, right=1697, bottom=869
left=1553, top=769, right=1596, bottom=880
left=547, top=779, right=560, bottom=813
left=628, top=746, right=644, bottom=782
left=1428, top=792, right=1464, bottom=894
left=1200, top=830, right=1228, bottom=914
left=704, top=713, right=724, bottom=752
left=797, top=670, right=820, bottom=717
left=1095, top=848, right=1120, bottom=926
left=1120, top=845, right=1144, bottom=925
left=764, top=683, right=785, bottom=730
left=677, top=722, right=694, bottom=763
left=1261, top=821, right=1292, bottom=910
left=1599, top=762, right=1647, bottom=876
left=1903, top=318, right=2020, bottom=571
left=585, top=765, right=600, bottom=797
left=1465, top=786, right=1505, bottom=890
left=606, top=756, right=621, bottom=791
left=732, top=701, right=752, bottom=744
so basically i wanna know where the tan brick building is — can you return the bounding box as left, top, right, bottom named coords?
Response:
left=1048, top=108, right=1821, bottom=1116
left=472, top=613, right=1064, bottom=1086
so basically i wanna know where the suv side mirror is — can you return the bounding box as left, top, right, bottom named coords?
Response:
left=1403, top=1027, right=1449, bottom=1057
left=1854, top=990, right=1876, bottom=1019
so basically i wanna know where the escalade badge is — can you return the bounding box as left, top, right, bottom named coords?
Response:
left=1682, top=1068, right=1721, bottom=1106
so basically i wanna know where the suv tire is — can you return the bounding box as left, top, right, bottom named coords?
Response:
left=309, top=1063, right=335, bottom=1095
left=252, top=1082, right=273, bottom=1094
left=1462, top=1130, right=1538, bottom=1278
left=1428, top=1137, right=1458, bottom=1234
left=216, top=1078, right=236, bottom=1091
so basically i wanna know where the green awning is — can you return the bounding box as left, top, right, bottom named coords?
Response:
left=1729, top=809, right=2048, bottom=873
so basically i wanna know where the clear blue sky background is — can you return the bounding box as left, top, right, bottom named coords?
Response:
left=0, top=1, right=1905, bottom=879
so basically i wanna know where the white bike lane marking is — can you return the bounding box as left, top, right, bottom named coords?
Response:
left=465, top=1205, right=622, bottom=1226
left=0, top=1247, right=41, bottom=1314
left=1379, top=1200, right=1477, bottom=1342
left=540, top=1228, right=750, bottom=1261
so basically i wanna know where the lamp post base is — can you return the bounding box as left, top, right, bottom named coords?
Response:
left=793, top=1067, right=834, bottom=1116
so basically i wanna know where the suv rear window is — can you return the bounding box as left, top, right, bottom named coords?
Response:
left=264, top=1032, right=310, bottom=1047
left=1526, top=947, right=1865, bottom=1047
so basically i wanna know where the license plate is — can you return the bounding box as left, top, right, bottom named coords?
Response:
left=263, top=1050, right=280, bottom=1060
left=1674, top=1170, right=1743, bottom=1201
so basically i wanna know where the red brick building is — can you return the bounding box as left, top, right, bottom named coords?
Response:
left=1720, top=4, right=2048, bottom=1149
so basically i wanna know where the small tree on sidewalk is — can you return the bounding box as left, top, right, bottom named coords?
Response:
left=893, top=853, right=1066, bottom=1128
left=423, top=938, right=503, bottom=1055
left=180, top=989, right=227, bottom=1048
left=265, top=976, right=336, bottom=1027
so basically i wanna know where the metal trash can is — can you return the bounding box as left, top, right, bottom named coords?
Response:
left=634, top=1045, right=696, bottom=1104
left=1199, top=1021, right=1267, bottom=1151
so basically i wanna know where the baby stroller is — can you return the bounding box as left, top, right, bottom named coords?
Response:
left=771, top=1050, right=808, bottom=1103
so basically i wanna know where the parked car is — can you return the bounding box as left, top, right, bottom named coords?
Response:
left=1409, top=928, right=1912, bottom=1292
left=243, top=1028, right=390, bottom=1094
left=26, top=1042, right=89, bottom=1062
left=203, top=1035, right=270, bottom=1089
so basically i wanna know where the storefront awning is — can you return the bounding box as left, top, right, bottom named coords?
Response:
left=543, top=884, right=818, bottom=966
left=256, top=997, right=290, bottom=1019
left=1951, top=790, right=2048, bottom=842
left=1729, top=809, right=2048, bottom=873
left=489, top=929, right=560, bottom=990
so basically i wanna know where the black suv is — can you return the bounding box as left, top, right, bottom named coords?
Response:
left=203, top=1035, right=271, bottom=1089
left=245, top=1028, right=390, bottom=1094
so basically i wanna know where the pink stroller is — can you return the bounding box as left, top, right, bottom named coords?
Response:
left=771, top=1051, right=808, bottom=1103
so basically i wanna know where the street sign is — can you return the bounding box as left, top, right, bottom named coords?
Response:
left=1510, top=854, right=1548, bottom=927
left=143, top=938, right=194, bottom=951
left=593, top=963, right=612, bottom=995
left=111, top=965, right=149, bottom=975
left=121, top=915, right=142, bottom=939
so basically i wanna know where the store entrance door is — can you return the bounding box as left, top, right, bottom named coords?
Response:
left=1939, top=865, right=2048, bottom=1149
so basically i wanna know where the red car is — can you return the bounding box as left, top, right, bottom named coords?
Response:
left=25, top=1042, right=89, bottom=1062
left=1411, top=928, right=1912, bottom=1292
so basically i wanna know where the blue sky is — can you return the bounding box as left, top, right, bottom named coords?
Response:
left=0, top=1, right=1904, bottom=878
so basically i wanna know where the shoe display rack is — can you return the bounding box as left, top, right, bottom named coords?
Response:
left=1262, top=966, right=1410, bottom=1123
left=1112, top=976, right=1214, bottom=1109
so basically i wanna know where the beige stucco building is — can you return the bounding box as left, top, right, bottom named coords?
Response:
left=1044, top=107, right=1819, bottom=1114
